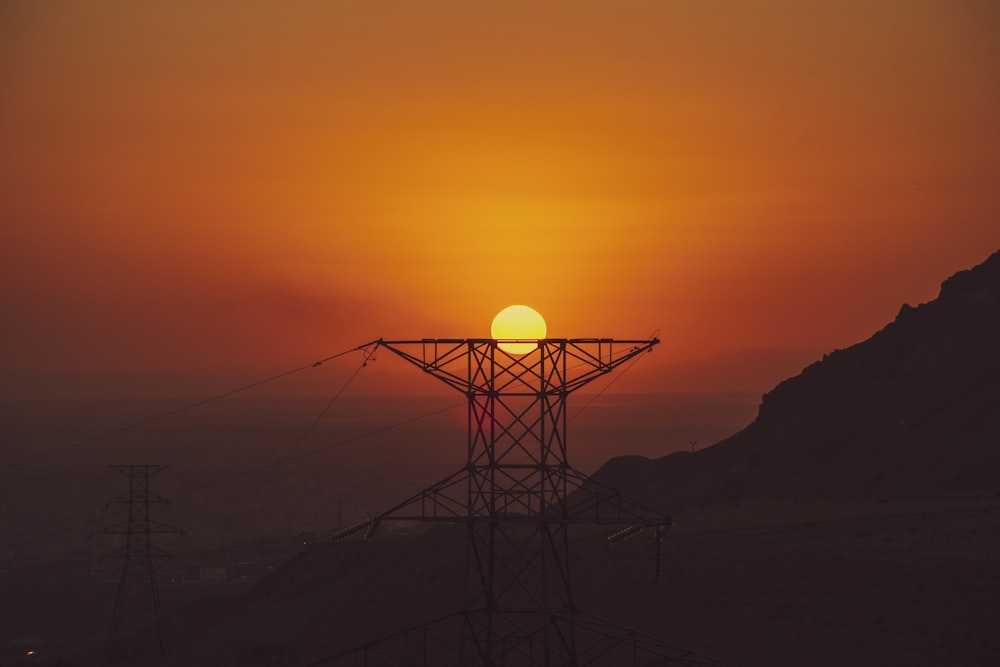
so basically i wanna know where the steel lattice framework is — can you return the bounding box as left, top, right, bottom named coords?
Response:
left=325, top=338, right=730, bottom=667
left=97, top=464, right=183, bottom=665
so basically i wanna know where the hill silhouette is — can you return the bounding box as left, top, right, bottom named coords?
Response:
left=594, top=248, right=1000, bottom=506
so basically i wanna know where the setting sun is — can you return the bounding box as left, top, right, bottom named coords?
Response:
left=491, top=305, right=547, bottom=354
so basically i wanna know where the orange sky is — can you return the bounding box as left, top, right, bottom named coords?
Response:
left=2, top=1, right=999, bottom=393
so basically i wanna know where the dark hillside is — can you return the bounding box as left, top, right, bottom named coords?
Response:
left=595, top=249, right=1000, bottom=506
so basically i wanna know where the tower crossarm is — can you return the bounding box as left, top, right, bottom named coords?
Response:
left=560, top=469, right=671, bottom=528
left=332, top=466, right=671, bottom=539
left=376, top=338, right=658, bottom=395
left=109, top=464, right=169, bottom=475
left=95, top=519, right=186, bottom=537
left=332, top=469, right=470, bottom=541
left=105, top=490, right=172, bottom=507
left=103, top=544, right=178, bottom=561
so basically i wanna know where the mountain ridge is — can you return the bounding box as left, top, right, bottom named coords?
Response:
left=594, top=248, right=1000, bottom=506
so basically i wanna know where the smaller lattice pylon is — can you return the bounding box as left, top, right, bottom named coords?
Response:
left=95, top=464, right=184, bottom=665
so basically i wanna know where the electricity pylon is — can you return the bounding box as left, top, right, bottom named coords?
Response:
left=328, top=338, right=731, bottom=666
left=97, top=464, right=183, bottom=665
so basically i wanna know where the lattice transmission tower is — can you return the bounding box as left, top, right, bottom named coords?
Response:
left=328, top=337, right=730, bottom=666
left=97, top=464, right=183, bottom=665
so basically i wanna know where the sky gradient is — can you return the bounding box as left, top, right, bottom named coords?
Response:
left=2, top=1, right=998, bottom=394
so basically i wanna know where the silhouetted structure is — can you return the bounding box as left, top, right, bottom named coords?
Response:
left=97, top=464, right=183, bottom=665
left=328, top=338, right=729, bottom=666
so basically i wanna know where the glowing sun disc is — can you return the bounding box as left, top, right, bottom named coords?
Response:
left=491, top=305, right=547, bottom=354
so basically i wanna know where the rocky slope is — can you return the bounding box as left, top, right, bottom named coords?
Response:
left=595, top=249, right=1000, bottom=506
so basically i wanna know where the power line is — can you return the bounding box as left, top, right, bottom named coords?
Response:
left=0, top=397, right=465, bottom=553
left=570, top=329, right=660, bottom=423
left=210, top=345, right=378, bottom=540
left=171, top=399, right=466, bottom=502
left=2, top=342, right=377, bottom=471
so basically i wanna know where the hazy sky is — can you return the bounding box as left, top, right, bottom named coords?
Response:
left=2, top=1, right=998, bottom=390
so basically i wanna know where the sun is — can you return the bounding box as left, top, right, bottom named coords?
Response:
left=491, top=305, right=547, bottom=354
